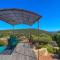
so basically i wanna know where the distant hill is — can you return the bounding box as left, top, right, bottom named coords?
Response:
left=0, top=29, right=51, bottom=37
left=50, top=31, right=60, bottom=35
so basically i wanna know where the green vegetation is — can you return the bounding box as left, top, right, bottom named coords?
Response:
left=52, top=33, right=60, bottom=47
left=29, top=33, right=53, bottom=53
left=52, top=33, right=60, bottom=57
left=0, top=29, right=57, bottom=53
left=32, top=33, right=52, bottom=44
left=0, top=29, right=51, bottom=38
left=40, top=44, right=54, bottom=53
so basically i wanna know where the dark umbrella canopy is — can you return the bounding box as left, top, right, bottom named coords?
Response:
left=0, top=8, right=41, bottom=25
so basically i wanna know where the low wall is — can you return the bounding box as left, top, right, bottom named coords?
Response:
left=0, top=55, right=12, bottom=60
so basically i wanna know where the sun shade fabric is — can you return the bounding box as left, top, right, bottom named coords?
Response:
left=0, top=8, right=41, bottom=25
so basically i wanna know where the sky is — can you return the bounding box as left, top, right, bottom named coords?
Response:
left=0, top=0, right=60, bottom=32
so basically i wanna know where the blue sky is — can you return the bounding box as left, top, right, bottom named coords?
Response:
left=0, top=0, right=60, bottom=32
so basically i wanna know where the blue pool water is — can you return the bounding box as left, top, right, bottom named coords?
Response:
left=0, top=46, right=6, bottom=53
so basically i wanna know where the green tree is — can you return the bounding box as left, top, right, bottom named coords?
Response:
left=53, top=34, right=60, bottom=47
left=32, top=33, right=52, bottom=45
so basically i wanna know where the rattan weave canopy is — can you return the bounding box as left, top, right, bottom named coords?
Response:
left=0, top=8, right=41, bottom=25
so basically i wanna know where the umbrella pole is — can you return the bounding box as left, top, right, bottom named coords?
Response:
left=12, top=25, right=15, bottom=35
left=29, top=26, right=32, bottom=46
left=38, top=20, right=40, bottom=60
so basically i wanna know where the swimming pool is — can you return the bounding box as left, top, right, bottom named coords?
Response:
left=0, top=46, right=6, bottom=53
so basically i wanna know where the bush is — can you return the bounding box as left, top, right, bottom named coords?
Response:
left=56, top=48, right=60, bottom=58
left=32, top=34, right=52, bottom=45
left=53, top=34, right=60, bottom=47
left=41, top=45, right=54, bottom=53
left=36, top=44, right=55, bottom=53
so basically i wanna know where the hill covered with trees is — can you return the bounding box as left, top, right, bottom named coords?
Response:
left=0, top=29, right=51, bottom=37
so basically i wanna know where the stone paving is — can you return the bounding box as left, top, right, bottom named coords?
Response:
left=0, top=43, right=37, bottom=60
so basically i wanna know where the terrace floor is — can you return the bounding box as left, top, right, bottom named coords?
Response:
left=0, top=43, right=37, bottom=60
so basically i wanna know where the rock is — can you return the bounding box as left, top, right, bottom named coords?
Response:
left=39, top=48, right=48, bottom=56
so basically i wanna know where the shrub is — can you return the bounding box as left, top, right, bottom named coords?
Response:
left=36, top=44, right=55, bottom=53
left=41, top=45, right=54, bottom=53
left=32, top=34, right=52, bottom=45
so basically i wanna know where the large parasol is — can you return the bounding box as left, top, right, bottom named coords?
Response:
left=0, top=8, right=41, bottom=25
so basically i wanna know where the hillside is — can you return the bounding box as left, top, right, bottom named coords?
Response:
left=0, top=29, right=51, bottom=37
